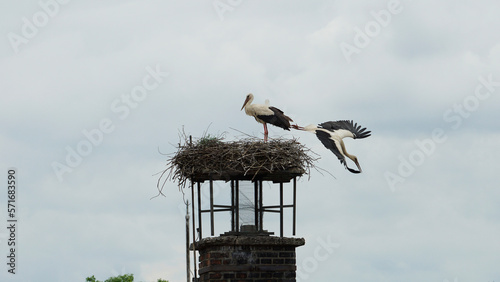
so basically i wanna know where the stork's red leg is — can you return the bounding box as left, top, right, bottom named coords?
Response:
left=263, top=123, right=268, bottom=142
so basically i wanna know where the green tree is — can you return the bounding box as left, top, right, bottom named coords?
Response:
left=86, top=274, right=168, bottom=282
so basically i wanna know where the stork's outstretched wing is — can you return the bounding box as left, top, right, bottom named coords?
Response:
left=319, top=120, right=371, bottom=139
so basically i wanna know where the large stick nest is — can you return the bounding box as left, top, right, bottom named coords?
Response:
left=158, top=135, right=318, bottom=191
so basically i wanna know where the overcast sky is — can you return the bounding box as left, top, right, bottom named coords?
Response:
left=1, top=0, right=500, bottom=281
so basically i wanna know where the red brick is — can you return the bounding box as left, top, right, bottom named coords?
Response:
left=236, top=273, right=247, bottom=278
left=209, top=272, right=222, bottom=279
left=210, top=259, right=222, bottom=265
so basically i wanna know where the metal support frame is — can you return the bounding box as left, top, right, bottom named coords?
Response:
left=231, top=180, right=234, bottom=231
left=235, top=180, right=239, bottom=232
left=194, top=177, right=298, bottom=238
left=197, top=182, right=202, bottom=238
left=190, top=182, right=197, bottom=280
left=260, top=177, right=297, bottom=237
left=280, top=182, right=284, bottom=237
left=210, top=179, right=214, bottom=236
left=254, top=181, right=259, bottom=228
left=293, top=177, right=297, bottom=236
left=259, top=180, right=263, bottom=231
left=198, top=179, right=234, bottom=237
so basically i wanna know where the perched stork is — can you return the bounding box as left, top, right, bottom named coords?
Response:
left=241, top=93, right=293, bottom=141
left=292, top=120, right=371, bottom=173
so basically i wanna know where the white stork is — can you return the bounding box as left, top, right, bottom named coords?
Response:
left=241, top=93, right=293, bottom=141
left=292, top=120, right=371, bottom=173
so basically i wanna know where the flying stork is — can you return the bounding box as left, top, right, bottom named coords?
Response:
left=292, top=120, right=371, bottom=173
left=241, top=93, right=293, bottom=141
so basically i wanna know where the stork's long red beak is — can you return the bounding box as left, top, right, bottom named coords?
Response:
left=291, top=124, right=303, bottom=130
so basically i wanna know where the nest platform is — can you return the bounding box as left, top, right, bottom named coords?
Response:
left=161, top=137, right=316, bottom=188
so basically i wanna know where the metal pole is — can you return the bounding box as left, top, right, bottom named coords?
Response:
left=280, top=182, right=284, bottom=237
left=259, top=180, right=263, bottom=231
left=236, top=180, right=239, bottom=232
left=254, top=181, right=258, bottom=228
left=293, top=177, right=296, bottom=236
left=210, top=179, right=214, bottom=236
left=231, top=180, right=235, bottom=232
left=185, top=202, right=190, bottom=282
left=197, top=182, right=202, bottom=238
left=191, top=182, right=197, bottom=280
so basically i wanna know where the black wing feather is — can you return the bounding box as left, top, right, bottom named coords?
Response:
left=257, top=106, right=293, bottom=130
left=319, top=120, right=371, bottom=139
left=316, top=130, right=344, bottom=161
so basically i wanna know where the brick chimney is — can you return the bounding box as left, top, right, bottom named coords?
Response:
left=196, top=235, right=305, bottom=282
